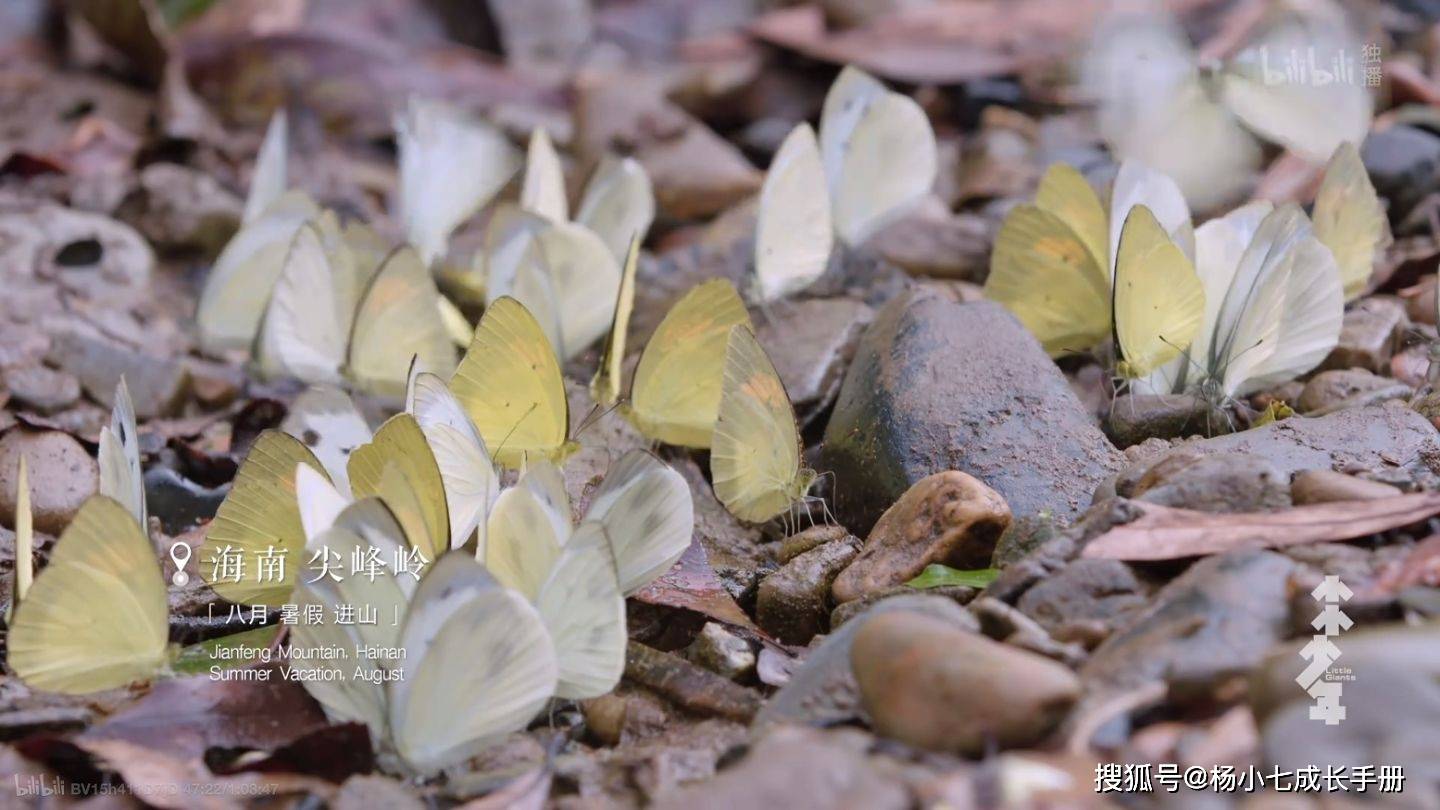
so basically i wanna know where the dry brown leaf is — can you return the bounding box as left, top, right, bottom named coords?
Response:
left=631, top=539, right=760, bottom=633
left=81, top=669, right=329, bottom=760
left=1082, top=493, right=1440, bottom=562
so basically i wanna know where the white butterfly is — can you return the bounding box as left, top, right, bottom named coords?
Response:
left=291, top=543, right=557, bottom=775
left=482, top=207, right=622, bottom=361
left=97, top=377, right=145, bottom=529
left=244, top=110, right=289, bottom=225
left=1083, top=0, right=1372, bottom=211
left=395, top=98, right=521, bottom=269
left=752, top=65, right=937, bottom=303
left=256, top=226, right=457, bottom=396
left=1139, top=201, right=1343, bottom=399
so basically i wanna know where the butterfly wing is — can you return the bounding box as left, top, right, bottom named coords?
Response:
left=295, top=462, right=350, bottom=541
left=1218, top=4, right=1371, bottom=163
left=1082, top=7, right=1259, bottom=211
left=582, top=449, right=693, bottom=594
left=347, top=414, right=450, bottom=560
left=280, top=386, right=373, bottom=497
left=8, top=496, right=168, bottom=694
left=257, top=225, right=347, bottom=384
left=201, top=430, right=328, bottom=605
left=244, top=111, right=288, bottom=225
left=754, top=122, right=833, bottom=304
left=1112, top=205, right=1205, bottom=380
left=407, top=369, right=498, bottom=550
left=1034, top=163, right=1109, bottom=270
left=984, top=205, right=1112, bottom=357
left=347, top=247, right=458, bottom=397
left=711, top=326, right=807, bottom=523
left=450, top=297, right=573, bottom=468
left=628, top=280, right=753, bottom=448
left=396, top=98, right=520, bottom=267
left=289, top=578, right=388, bottom=738
left=535, top=523, right=625, bottom=699
left=1313, top=142, right=1391, bottom=300
left=575, top=156, right=654, bottom=263
left=818, top=65, right=888, bottom=196
left=1215, top=205, right=1344, bottom=396
left=484, top=460, right=570, bottom=599
left=590, top=234, right=640, bottom=408
left=389, top=553, right=557, bottom=775
left=520, top=127, right=568, bottom=222
left=197, top=191, right=319, bottom=355
left=828, top=89, right=937, bottom=246
left=98, top=377, right=145, bottom=528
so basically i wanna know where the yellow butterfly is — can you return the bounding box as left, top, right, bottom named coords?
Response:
left=1313, top=142, right=1392, bottom=300
left=257, top=228, right=457, bottom=397
left=1111, top=205, right=1206, bottom=381
left=985, top=161, right=1194, bottom=359
left=625, top=279, right=753, bottom=448
left=347, top=414, right=450, bottom=561
left=711, top=326, right=816, bottom=523
left=200, top=430, right=329, bottom=605
left=450, top=296, right=577, bottom=469
left=590, top=234, right=640, bottom=408
left=7, top=496, right=172, bottom=694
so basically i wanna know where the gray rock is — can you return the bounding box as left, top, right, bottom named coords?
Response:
left=1253, top=624, right=1440, bottom=800
left=1361, top=126, right=1440, bottom=223
left=47, top=331, right=189, bottom=419
left=756, top=538, right=859, bottom=644
left=1120, top=451, right=1292, bottom=513
left=1106, top=405, right=1440, bottom=494
left=1322, top=297, right=1408, bottom=374
left=0, top=428, right=98, bottom=534
left=145, top=467, right=227, bottom=535
left=991, top=511, right=1063, bottom=569
left=1080, top=551, right=1294, bottom=706
left=685, top=622, right=755, bottom=682
left=650, top=726, right=907, bottom=810
left=1107, top=394, right=1231, bottom=448
left=1016, top=558, right=1154, bottom=645
left=117, top=163, right=243, bottom=257
left=756, top=593, right=977, bottom=729
left=756, top=298, right=872, bottom=411
left=1298, top=368, right=1406, bottom=414
left=2, top=365, right=80, bottom=414
left=821, top=291, right=1123, bottom=534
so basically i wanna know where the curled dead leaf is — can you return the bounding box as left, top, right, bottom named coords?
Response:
left=1082, top=493, right=1440, bottom=562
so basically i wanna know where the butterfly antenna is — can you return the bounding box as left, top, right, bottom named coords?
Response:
left=573, top=400, right=624, bottom=439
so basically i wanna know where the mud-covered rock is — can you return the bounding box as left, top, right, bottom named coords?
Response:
left=756, top=538, right=859, bottom=644
left=833, top=471, right=1009, bottom=603
left=1121, top=451, right=1291, bottom=513
left=821, top=291, right=1123, bottom=534
left=1106, top=393, right=1232, bottom=447
left=1016, top=558, right=1154, bottom=645
left=1080, top=551, right=1294, bottom=708
left=1298, top=368, right=1406, bottom=414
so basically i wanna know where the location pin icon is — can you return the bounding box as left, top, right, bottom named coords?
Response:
left=169, top=542, right=192, bottom=587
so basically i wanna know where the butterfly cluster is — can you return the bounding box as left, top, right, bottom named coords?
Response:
left=985, top=142, right=1390, bottom=410
left=4, top=63, right=943, bottom=776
